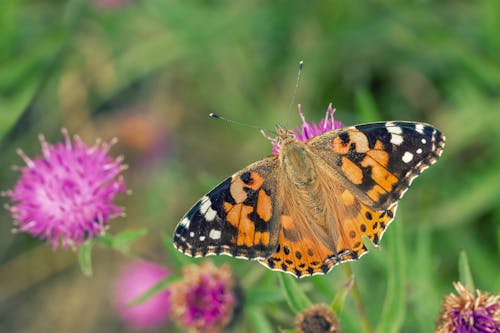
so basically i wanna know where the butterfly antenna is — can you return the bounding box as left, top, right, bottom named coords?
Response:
left=209, top=113, right=273, bottom=134
left=285, top=60, right=304, bottom=128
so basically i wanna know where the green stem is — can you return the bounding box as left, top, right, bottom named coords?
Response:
left=342, top=263, right=373, bottom=333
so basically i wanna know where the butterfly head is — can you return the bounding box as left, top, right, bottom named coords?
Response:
left=261, top=125, right=296, bottom=154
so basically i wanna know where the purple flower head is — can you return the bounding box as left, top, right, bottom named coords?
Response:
left=436, top=282, right=500, bottom=333
left=170, top=261, right=237, bottom=333
left=271, top=104, right=344, bottom=155
left=4, top=129, right=127, bottom=249
left=113, top=261, right=171, bottom=330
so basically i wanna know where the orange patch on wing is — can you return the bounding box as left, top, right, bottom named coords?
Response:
left=230, top=179, right=247, bottom=202
left=341, top=189, right=355, bottom=206
left=335, top=217, right=357, bottom=250
left=366, top=149, right=390, bottom=166
left=333, top=136, right=351, bottom=154
left=361, top=156, right=398, bottom=192
left=256, top=189, right=273, bottom=222
left=224, top=202, right=233, bottom=213
left=226, top=203, right=242, bottom=228
left=367, top=184, right=387, bottom=202
left=245, top=172, right=265, bottom=191
left=254, top=231, right=270, bottom=246
left=350, top=131, right=369, bottom=153
left=373, top=139, right=385, bottom=150
left=236, top=205, right=255, bottom=247
left=280, top=215, right=294, bottom=230
left=341, top=156, right=363, bottom=185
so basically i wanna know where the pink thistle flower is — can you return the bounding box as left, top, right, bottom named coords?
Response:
left=271, top=103, right=344, bottom=154
left=4, top=129, right=127, bottom=249
left=113, top=261, right=171, bottom=330
left=436, top=282, right=500, bottom=333
left=170, top=261, right=238, bottom=333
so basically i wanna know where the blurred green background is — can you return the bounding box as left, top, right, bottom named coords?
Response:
left=0, top=0, right=499, bottom=332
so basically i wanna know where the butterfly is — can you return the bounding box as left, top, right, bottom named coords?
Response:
left=173, top=113, right=445, bottom=278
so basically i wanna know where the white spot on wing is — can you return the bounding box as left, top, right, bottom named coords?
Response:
left=199, top=196, right=217, bottom=222
left=386, top=123, right=404, bottom=146
left=390, top=134, right=404, bottom=146
left=415, top=124, right=425, bottom=134
left=416, top=148, right=423, bottom=154
left=205, top=207, right=217, bottom=222
left=199, top=235, right=206, bottom=241
left=402, top=151, right=414, bottom=163
left=200, top=196, right=211, bottom=214
left=421, top=138, right=427, bottom=144
left=180, top=217, right=190, bottom=228
left=209, top=229, right=221, bottom=240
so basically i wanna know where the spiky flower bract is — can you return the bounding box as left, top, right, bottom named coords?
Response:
left=5, top=130, right=127, bottom=249
left=436, top=282, right=500, bottom=333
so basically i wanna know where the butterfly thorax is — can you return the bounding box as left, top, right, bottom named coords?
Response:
left=280, top=138, right=316, bottom=188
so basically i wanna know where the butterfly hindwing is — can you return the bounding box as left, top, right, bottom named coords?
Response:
left=260, top=121, right=445, bottom=278
left=174, top=118, right=445, bottom=279
left=173, top=156, right=281, bottom=260
left=258, top=149, right=401, bottom=278
left=309, top=121, right=445, bottom=210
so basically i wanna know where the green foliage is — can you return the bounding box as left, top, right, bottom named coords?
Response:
left=78, top=241, right=93, bottom=277
left=458, top=250, right=475, bottom=291
left=0, top=0, right=499, bottom=332
left=97, top=228, right=148, bottom=254
left=279, top=273, right=312, bottom=314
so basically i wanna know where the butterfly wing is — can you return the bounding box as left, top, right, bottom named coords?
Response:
left=258, top=152, right=399, bottom=278
left=308, top=121, right=446, bottom=210
left=260, top=121, right=445, bottom=278
left=173, top=156, right=281, bottom=260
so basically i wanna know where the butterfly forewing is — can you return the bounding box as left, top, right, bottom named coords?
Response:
left=174, top=119, right=445, bottom=278
left=308, top=121, right=445, bottom=210
left=174, top=156, right=281, bottom=259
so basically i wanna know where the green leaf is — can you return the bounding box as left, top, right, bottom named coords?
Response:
left=246, top=307, right=276, bottom=333
left=376, top=221, right=406, bottom=333
left=278, top=273, right=312, bottom=314
left=458, top=250, right=475, bottom=290
left=245, top=287, right=285, bottom=306
left=78, top=241, right=93, bottom=277
left=97, top=228, right=148, bottom=254
left=129, top=274, right=181, bottom=306
left=331, top=275, right=354, bottom=314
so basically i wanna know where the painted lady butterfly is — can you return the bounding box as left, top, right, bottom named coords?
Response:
left=173, top=109, right=445, bottom=278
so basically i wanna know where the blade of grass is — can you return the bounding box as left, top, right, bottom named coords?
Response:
left=245, top=287, right=285, bottom=306
left=376, top=220, right=406, bottom=333
left=246, top=307, right=275, bottom=333
left=342, top=263, right=372, bottom=333
left=331, top=275, right=354, bottom=314
left=278, top=273, right=312, bottom=314
left=458, top=250, right=475, bottom=290
left=129, top=274, right=181, bottom=306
